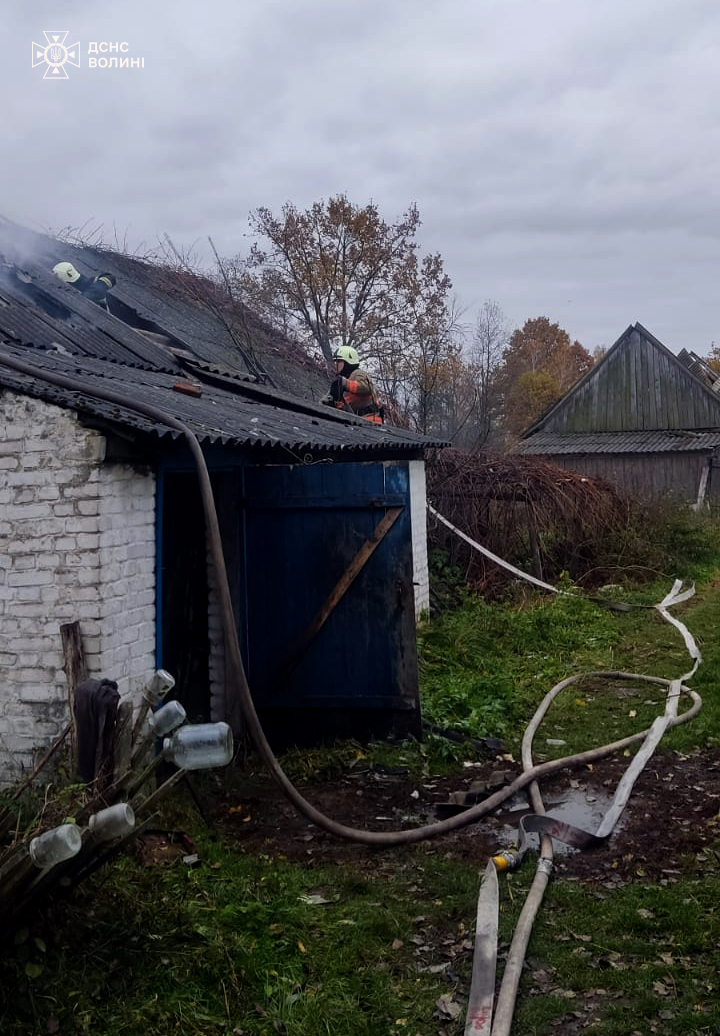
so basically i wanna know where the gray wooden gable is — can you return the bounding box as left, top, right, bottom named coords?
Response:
left=524, top=323, right=720, bottom=436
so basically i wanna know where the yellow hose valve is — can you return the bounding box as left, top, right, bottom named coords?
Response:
left=492, top=850, right=520, bottom=872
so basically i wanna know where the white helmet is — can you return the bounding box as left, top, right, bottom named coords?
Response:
left=52, top=261, right=81, bottom=284
left=333, top=345, right=360, bottom=366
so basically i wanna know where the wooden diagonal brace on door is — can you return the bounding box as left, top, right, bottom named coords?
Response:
left=268, top=507, right=403, bottom=694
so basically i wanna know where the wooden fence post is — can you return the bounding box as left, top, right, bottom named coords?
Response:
left=60, top=621, right=88, bottom=776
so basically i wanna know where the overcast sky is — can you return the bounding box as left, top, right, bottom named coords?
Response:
left=5, top=0, right=720, bottom=352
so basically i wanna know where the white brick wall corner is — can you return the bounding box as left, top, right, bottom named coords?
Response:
left=0, top=392, right=157, bottom=784
left=408, top=460, right=430, bottom=616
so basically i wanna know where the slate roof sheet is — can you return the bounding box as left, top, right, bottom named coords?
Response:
left=0, top=344, right=445, bottom=455
left=514, top=430, right=720, bottom=455
left=0, top=266, right=182, bottom=372
left=0, top=220, right=445, bottom=455
left=0, top=218, right=325, bottom=396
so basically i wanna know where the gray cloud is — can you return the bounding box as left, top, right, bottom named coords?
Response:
left=4, top=0, right=720, bottom=352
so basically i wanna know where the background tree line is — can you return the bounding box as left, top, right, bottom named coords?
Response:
left=225, top=194, right=598, bottom=445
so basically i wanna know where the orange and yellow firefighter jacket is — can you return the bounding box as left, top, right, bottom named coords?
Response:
left=335, top=368, right=383, bottom=424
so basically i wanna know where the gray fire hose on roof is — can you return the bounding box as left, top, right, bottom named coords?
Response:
left=0, top=352, right=703, bottom=1035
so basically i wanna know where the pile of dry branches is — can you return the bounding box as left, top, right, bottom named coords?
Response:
left=427, top=449, right=631, bottom=595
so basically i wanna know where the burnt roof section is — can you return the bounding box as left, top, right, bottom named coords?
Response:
left=0, top=344, right=447, bottom=457
left=0, top=261, right=183, bottom=373
left=0, top=218, right=326, bottom=399
left=0, top=219, right=445, bottom=456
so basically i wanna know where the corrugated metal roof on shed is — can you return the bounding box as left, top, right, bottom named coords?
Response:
left=80, top=254, right=327, bottom=397
left=0, top=220, right=444, bottom=453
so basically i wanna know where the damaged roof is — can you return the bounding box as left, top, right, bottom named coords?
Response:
left=0, top=217, right=325, bottom=397
left=0, top=258, right=184, bottom=373
left=0, top=219, right=445, bottom=457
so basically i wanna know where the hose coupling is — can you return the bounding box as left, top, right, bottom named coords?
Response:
left=492, top=849, right=522, bottom=872
left=537, top=857, right=554, bottom=877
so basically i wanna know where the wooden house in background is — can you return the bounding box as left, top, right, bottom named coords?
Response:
left=514, top=322, right=720, bottom=506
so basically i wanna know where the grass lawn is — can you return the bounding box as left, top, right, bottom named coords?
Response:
left=2, top=542, right=720, bottom=1034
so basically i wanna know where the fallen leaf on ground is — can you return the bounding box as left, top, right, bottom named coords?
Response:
left=435, top=993, right=462, bottom=1020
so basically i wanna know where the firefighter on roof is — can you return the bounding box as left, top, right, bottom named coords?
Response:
left=321, top=345, right=383, bottom=424
left=52, top=262, right=116, bottom=311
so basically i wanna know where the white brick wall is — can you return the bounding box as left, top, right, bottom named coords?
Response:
left=0, top=392, right=157, bottom=783
left=408, top=460, right=430, bottom=616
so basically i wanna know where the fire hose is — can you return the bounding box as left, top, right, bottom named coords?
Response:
left=0, top=352, right=703, bottom=1034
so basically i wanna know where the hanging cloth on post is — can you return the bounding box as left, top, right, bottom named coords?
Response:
left=74, top=677, right=120, bottom=784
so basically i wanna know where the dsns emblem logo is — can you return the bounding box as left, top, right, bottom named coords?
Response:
left=32, top=31, right=80, bottom=78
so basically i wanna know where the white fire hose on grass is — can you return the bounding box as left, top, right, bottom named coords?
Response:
left=428, top=505, right=702, bottom=1036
